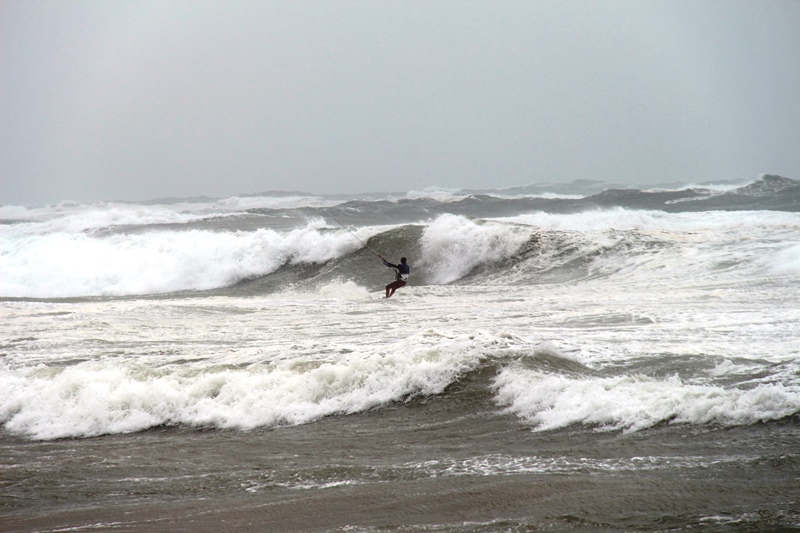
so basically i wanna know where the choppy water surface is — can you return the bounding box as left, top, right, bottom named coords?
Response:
left=2, top=176, right=799, bottom=531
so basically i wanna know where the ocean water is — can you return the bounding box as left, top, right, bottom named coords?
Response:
left=2, top=175, right=799, bottom=531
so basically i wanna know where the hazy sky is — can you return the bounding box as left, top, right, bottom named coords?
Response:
left=2, top=0, right=799, bottom=205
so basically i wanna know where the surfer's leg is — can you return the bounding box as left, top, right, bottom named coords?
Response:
left=385, top=280, right=402, bottom=298
left=385, top=280, right=405, bottom=298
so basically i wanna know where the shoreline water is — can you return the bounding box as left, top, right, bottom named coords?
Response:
left=3, top=405, right=798, bottom=532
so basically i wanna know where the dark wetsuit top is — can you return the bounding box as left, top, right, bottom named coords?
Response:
left=384, top=261, right=410, bottom=282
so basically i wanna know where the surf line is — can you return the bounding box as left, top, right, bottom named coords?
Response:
left=330, top=215, right=386, bottom=260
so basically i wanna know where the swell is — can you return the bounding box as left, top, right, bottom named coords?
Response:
left=226, top=219, right=677, bottom=296
left=4, top=340, right=797, bottom=441
left=0, top=214, right=730, bottom=300
left=0, top=343, right=593, bottom=441
left=243, top=174, right=800, bottom=223
left=3, top=174, right=799, bottom=299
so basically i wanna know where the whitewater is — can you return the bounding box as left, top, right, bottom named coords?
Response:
left=2, top=176, right=799, bottom=531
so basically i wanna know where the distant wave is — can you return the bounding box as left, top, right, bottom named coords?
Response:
left=3, top=174, right=798, bottom=217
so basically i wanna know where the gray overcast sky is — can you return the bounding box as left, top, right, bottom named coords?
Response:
left=2, top=0, right=800, bottom=205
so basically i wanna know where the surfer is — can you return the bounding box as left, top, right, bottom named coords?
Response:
left=381, top=256, right=410, bottom=298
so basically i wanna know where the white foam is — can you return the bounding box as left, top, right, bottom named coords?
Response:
left=0, top=329, right=486, bottom=440
left=0, top=204, right=37, bottom=220
left=420, top=214, right=533, bottom=284
left=316, top=281, right=372, bottom=300
left=492, top=209, right=800, bottom=289
left=0, top=202, right=223, bottom=235
left=770, top=242, right=800, bottom=276
left=403, top=187, right=471, bottom=202
left=211, top=195, right=339, bottom=210
left=0, top=194, right=339, bottom=224
left=498, top=208, right=800, bottom=234
left=0, top=221, right=361, bottom=298
left=500, top=208, right=665, bottom=232
left=493, top=367, right=800, bottom=432
left=0, top=194, right=339, bottom=234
